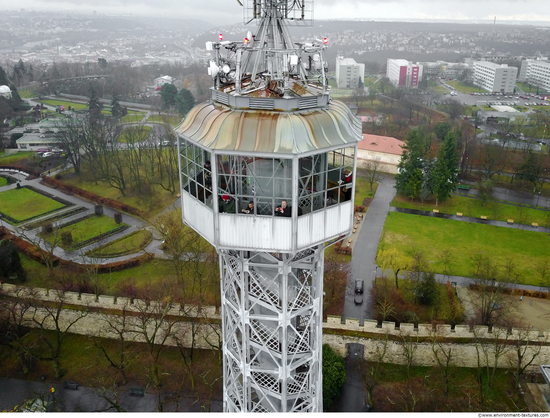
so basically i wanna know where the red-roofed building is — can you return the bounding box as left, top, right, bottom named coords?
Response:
left=357, top=134, right=405, bottom=174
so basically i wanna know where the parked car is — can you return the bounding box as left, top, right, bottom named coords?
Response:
left=354, top=280, right=364, bottom=305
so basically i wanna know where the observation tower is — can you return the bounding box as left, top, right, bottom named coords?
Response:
left=175, top=0, right=361, bottom=412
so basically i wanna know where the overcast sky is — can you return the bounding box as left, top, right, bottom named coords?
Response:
left=2, top=0, right=550, bottom=26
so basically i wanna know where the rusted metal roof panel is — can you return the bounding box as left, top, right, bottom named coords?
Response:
left=176, top=100, right=362, bottom=154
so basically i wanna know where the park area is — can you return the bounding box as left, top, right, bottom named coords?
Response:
left=391, top=194, right=550, bottom=226
left=379, top=211, right=550, bottom=286
left=0, top=187, right=67, bottom=224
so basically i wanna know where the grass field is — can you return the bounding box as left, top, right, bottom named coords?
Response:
left=0, top=176, right=8, bottom=187
left=0, top=329, right=222, bottom=405
left=0, top=151, right=35, bottom=165
left=147, top=114, right=182, bottom=126
left=59, top=169, right=178, bottom=218
left=516, top=82, right=549, bottom=95
left=446, top=80, right=482, bottom=94
left=120, top=114, right=145, bottom=123
left=41, top=215, right=128, bottom=249
left=0, top=187, right=66, bottom=222
left=117, top=125, right=152, bottom=143
left=355, top=176, right=378, bottom=205
left=463, top=105, right=479, bottom=116
left=391, top=194, right=550, bottom=226
left=379, top=211, right=550, bottom=285
left=428, top=80, right=445, bottom=94
left=481, top=105, right=493, bottom=111
left=38, top=99, right=89, bottom=110
left=513, top=105, right=529, bottom=112
left=87, top=229, right=153, bottom=257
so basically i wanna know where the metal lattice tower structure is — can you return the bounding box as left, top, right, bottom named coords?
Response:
left=176, top=0, right=362, bottom=412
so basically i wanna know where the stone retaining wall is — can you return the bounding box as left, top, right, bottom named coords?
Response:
left=2, top=283, right=549, bottom=370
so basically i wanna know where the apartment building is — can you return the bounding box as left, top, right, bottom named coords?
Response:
left=335, top=56, right=365, bottom=88
left=472, top=61, right=517, bottom=93
left=519, top=59, right=550, bottom=91
left=386, top=59, right=423, bottom=88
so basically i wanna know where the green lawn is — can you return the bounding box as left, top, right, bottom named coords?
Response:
left=462, top=105, right=478, bottom=116
left=355, top=176, right=378, bottom=205
left=0, top=187, right=66, bottom=223
left=428, top=80, right=445, bottom=94
left=59, top=168, right=179, bottom=219
left=87, top=229, right=153, bottom=257
left=516, top=82, right=549, bottom=95
left=446, top=80, right=483, bottom=94
left=147, top=114, right=182, bottom=126
left=43, top=215, right=128, bottom=248
left=38, top=99, right=89, bottom=110
left=379, top=211, right=550, bottom=285
left=0, top=151, right=35, bottom=165
left=120, top=114, right=145, bottom=123
left=481, top=105, right=494, bottom=111
left=364, top=77, right=377, bottom=86
left=0, top=177, right=8, bottom=187
left=392, top=194, right=550, bottom=226
left=117, top=126, right=152, bottom=143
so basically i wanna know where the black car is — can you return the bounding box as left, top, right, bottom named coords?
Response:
left=354, top=279, right=364, bottom=305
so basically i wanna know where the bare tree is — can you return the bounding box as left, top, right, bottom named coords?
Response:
left=398, top=331, right=418, bottom=378
left=363, top=161, right=382, bottom=192
left=469, top=253, right=517, bottom=327
left=430, top=325, right=455, bottom=397
left=125, top=287, right=180, bottom=411
left=508, top=326, right=546, bottom=392
left=29, top=290, right=89, bottom=378
left=95, top=306, right=135, bottom=385
left=0, top=286, right=39, bottom=374
left=360, top=333, right=390, bottom=408
left=535, top=259, right=550, bottom=292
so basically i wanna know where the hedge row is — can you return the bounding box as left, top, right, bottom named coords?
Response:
left=22, top=206, right=87, bottom=231
left=69, top=225, right=129, bottom=250
left=354, top=205, right=366, bottom=213
left=41, top=176, right=146, bottom=218
left=333, top=235, right=353, bottom=255
left=469, top=283, right=550, bottom=300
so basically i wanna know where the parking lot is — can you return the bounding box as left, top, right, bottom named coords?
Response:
left=437, top=79, right=549, bottom=109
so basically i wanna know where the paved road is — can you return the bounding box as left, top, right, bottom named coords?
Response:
left=0, top=377, right=222, bottom=412
left=344, top=174, right=396, bottom=321
left=336, top=343, right=368, bottom=413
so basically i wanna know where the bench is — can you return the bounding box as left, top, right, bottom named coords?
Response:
left=480, top=216, right=487, bottom=220
left=507, top=219, right=514, bottom=224
left=130, top=388, right=145, bottom=397
left=532, top=222, right=539, bottom=228
left=457, top=184, right=470, bottom=191
left=433, top=209, right=439, bottom=213
left=456, top=212, right=463, bottom=217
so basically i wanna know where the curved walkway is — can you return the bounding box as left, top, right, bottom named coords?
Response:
left=0, top=169, right=171, bottom=264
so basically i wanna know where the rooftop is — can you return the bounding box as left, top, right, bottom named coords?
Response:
left=358, top=133, right=404, bottom=155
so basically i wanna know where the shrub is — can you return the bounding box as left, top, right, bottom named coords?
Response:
left=42, top=223, right=54, bottom=234
left=61, top=231, right=72, bottom=246
left=16, top=182, right=21, bottom=189
left=322, top=344, right=346, bottom=411
left=114, top=212, right=122, bottom=224
left=94, top=205, right=104, bottom=216
left=55, top=173, right=62, bottom=180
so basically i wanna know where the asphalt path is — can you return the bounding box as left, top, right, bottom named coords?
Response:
left=344, top=174, right=396, bottom=321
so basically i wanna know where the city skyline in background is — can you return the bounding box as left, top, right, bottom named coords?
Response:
left=0, top=0, right=550, bottom=26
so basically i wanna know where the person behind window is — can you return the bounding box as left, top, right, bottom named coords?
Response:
left=204, top=160, right=212, bottom=188
left=275, top=200, right=291, bottom=217
left=219, top=194, right=235, bottom=213
left=342, top=169, right=352, bottom=201
left=242, top=201, right=255, bottom=214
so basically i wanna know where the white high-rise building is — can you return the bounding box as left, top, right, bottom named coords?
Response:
left=335, top=56, right=365, bottom=88
left=520, top=59, right=550, bottom=91
left=472, top=62, right=517, bottom=93
left=386, top=59, right=423, bottom=88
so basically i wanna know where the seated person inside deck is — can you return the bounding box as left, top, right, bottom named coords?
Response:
left=275, top=200, right=291, bottom=217
left=218, top=194, right=236, bottom=213
left=242, top=201, right=255, bottom=214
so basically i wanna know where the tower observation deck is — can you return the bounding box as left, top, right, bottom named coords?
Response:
left=176, top=0, right=362, bottom=412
